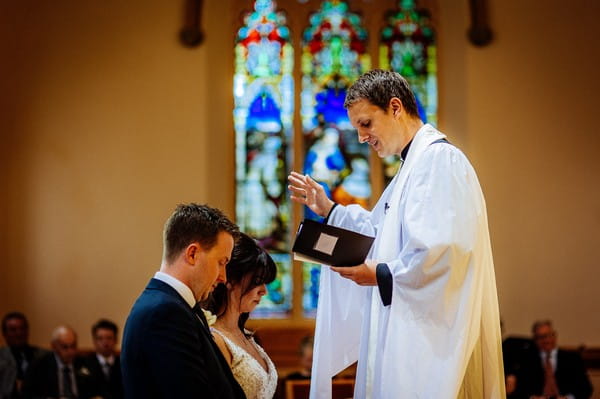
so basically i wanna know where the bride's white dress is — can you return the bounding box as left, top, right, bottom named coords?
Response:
left=212, top=328, right=278, bottom=399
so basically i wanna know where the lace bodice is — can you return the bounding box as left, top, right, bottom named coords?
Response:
left=212, top=328, right=278, bottom=399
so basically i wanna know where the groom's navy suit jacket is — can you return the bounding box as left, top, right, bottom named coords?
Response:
left=121, top=278, right=246, bottom=399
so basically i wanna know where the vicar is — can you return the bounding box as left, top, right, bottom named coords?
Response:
left=288, top=69, right=505, bottom=398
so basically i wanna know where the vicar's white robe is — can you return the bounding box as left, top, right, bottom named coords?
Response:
left=309, top=125, right=505, bottom=399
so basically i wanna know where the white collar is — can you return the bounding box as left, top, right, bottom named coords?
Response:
left=154, top=271, right=196, bottom=308
left=96, top=353, right=115, bottom=366
left=53, top=353, right=72, bottom=370
left=542, top=348, right=558, bottom=359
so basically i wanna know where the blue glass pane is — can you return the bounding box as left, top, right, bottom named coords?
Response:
left=302, top=262, right=320, bottom=318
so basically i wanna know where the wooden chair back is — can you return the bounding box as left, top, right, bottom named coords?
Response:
left=284, top=378, right=354, bottom=399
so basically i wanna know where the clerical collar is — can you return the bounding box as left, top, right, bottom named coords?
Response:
left=400, top=139, right=413, bottom=162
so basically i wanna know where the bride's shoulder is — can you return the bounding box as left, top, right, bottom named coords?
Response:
left=211, top=328, right=233, bottom=365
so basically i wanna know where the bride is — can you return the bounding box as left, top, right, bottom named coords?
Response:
left=203, top=233, right=278, bottom=399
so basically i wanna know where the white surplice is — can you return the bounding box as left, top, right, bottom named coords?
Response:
left=310, top=124, right=505, bottom=399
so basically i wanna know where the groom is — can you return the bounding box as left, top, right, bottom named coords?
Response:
left=121, top=203, right=246, bottom=398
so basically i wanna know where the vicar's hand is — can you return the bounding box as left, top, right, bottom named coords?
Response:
left=331, top=260, right=377, bottom=286
left=288, top=171, right=335, bottom=218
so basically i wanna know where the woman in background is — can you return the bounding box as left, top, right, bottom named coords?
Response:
left=203, top=233, right=278, bottom=399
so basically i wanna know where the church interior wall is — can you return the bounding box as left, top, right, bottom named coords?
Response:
left=0, top=0, right=598, bottom=350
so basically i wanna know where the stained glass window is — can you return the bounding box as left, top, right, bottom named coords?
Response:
left=380, top=0, right=437, bottom=180
left=233, top=0, right=438, bottom=320
left=234, top=0, right=294, bottom=317
left=300, top=0, right=371, bottom=316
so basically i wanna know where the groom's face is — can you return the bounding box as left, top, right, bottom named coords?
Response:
left=191, top=231, right=234, bottom=301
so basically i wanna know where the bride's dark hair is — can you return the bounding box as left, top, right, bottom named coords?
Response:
left=204, top=232, right=277, bottom=335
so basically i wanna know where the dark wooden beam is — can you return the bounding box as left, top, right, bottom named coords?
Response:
left=468, top=0, right=493, bottom=47
left=180, top=0, right=204, bottom=47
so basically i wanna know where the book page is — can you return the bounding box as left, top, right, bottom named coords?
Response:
left=313, top=232, right=338, bottom=255
left=293, top=252, right=331, bottom=266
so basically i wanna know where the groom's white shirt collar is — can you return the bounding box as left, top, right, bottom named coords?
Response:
left=154, top=271, right=196, bottom=308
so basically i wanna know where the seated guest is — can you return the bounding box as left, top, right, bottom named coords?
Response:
left=0, top=312, right=47, bottom=398
left=22, top=325, right=101, bottom=399
left=285, top=335, right=313, bottom=380
left=502, top=333, right=535, bottom=397
left=511, top=320, right=593, bottom=399
left=203, top=233, right=278, bottom=399
left=81, top=319, right=122, bottom=399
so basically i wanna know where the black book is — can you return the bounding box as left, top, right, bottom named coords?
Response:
left=292, top=219, right=375, bottom=266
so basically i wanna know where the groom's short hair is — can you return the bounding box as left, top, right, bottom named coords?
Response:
left=162, top=203, right=239, bottom=263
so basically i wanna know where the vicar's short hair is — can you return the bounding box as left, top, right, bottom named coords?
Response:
left=163, top=203, right=239, bottom=263
left=344, top=69, right=419, bottom=117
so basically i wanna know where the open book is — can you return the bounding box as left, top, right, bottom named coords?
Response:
left=292, top=219, right=375, bottom=266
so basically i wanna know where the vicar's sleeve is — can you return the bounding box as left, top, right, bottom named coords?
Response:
left=376, top=263, right=393, bottom=306
left=322, top=203, right=338, bottom=224
left=325, top=203, right=375, bottom=236
left=385, top=144, right=480, bottom=296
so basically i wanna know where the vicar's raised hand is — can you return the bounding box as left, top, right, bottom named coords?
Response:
left=288, top=171, right=335, bottom=218
left=331, top=260, right=377, bottom=286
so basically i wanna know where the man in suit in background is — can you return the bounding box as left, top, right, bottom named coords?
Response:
left=81, top=319, right=122, bottom=399
left=284, top=335, right=313, bottom=381
left=22, top=325, right=100, bottom=399
left=0, top=312, right=47, bottom=399
left=511, top=320, right=593, bottom=399
left=121, top=203, right=246, bottom=398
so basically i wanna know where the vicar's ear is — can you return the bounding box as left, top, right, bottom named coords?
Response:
left=389, top=97, right=403, bottom=117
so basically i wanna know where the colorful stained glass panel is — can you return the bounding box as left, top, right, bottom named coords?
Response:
left=234, top=0, right=293, bottom=316
left=380, top=0, right=437, bottom=181
left=300, top=0, right=371, bottom=315
left=251, top=253, right=293, bottom=318
left=301, top=0, right=371, bottom=222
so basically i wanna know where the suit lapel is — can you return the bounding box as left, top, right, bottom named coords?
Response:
left=193, top=304, right=212, bottom=335
left=49, top=354, right=60, bottom=397
left=192, top=307, right=230, bottom=374
left=193, top=307, right=246, bottom=398
left=90, top=355, right=109, bottom=383
left=147, top=278, right=245, bottom=398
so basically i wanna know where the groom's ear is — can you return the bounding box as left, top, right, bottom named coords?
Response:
left=184, top=242, right=203, bottom=265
